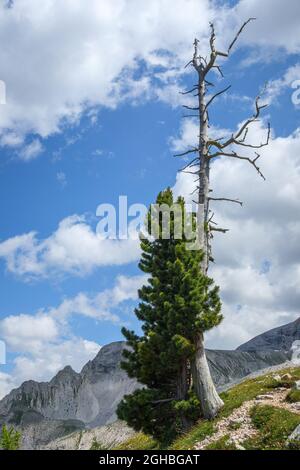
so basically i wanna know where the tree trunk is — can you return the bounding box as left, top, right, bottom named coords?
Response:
left=191, top=333, right=224, bottom=419
left=176, top=360, right=192, bottom=430
left=189, top=55, right=223, bottom=419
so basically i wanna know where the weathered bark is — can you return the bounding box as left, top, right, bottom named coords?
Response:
left=180, top=21, right=268, bottom=419
left=191, top=333, right=224, bottom=419
left=190, top=40, right=224, bottom=419
left=176, top=360, right=193, bottom=430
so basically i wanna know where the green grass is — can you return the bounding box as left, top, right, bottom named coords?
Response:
left=90, top=438, right=105, bottom=450
left=113, top=432, right=158, bottom=450
left=286, top=388, right=300, bottom=403
left=169, top=421, right=215, bottom=450
left=244, top=405, right=300, bottom=450
left=116, top=366, right=300, bottom=450
left=205, top=435, right=236, bottom=450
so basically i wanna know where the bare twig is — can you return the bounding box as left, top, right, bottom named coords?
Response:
left=209, top=197, right=243, bottom=206
left=209, top=226, right=229, bottom=233
left=227, top=18, right=256, bottom=54
left=174, top=147, right=199, bottom=158
left=209, top=150, right=266, bottom=180
left=205, top=85, right=231, bottom=110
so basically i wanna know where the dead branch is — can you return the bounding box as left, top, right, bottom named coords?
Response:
left=209, top=226, right=229, bottom=233
left=208, top=96, right=269, bottom=151
left=227, top=18, right=256, bottom=54
left=209, top=197, right=243, bottom=206
left=209, top=150, right=265, bottom=180
left=205, top=85, right=231, bottom=110
left=180, top=87, right=198, bottom=95
left=174, top=147, right=199, bottom=158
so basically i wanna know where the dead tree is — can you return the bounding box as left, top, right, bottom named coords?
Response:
left=176, top=18, right=270, bottom=419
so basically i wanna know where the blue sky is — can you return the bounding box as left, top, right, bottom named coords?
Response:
left=0, top=0, right=300, bottom=397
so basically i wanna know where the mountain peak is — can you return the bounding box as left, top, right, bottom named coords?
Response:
left=237, top=317, right=300, bottom=352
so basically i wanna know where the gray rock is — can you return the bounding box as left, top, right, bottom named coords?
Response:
left=206, top=349, right=289, bottom=388
left=41, top=420, right=135, bottom=450
left=293, top=380, right=300, bottom=390
left=0, top=342, right=140, bottom=448
left=287, top=424, right=300, bottom=443
left=255, top=394, right=274, bottom=400
left=237, top=317, right=300, bottom=352
left=0, top=341, right=291, bottom=449
left=235, top=444, right=246, bottom=450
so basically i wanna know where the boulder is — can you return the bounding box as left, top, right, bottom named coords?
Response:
left=281, top=373, right=292, bottom=381
left=293, top=380, right=300, bottom=390
left=255, top=394, right=274, bottom=400
left=287, top=424, right=300, bottom=445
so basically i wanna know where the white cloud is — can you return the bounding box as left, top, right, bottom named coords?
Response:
left=0, top=338, right=100, bottom=399
left=19, top=139, right=44, bottom=161
left=0, top=0, right=299, bottom=151
left=233, top=0, right=300, bottom=56
left=0, top=314, right=58, bottom=353
left=264, top=64, right=300, bottom=106
left=169, top=119, right=198, bottom=153
left=0, top=0, right=216, bottom=146
left=11, top=338, right=100, bottom=386
left=0, top=274, right=145, bottom=398
left=56, top=171, right=67, bottom=187
left=49, top=274, right=146, bottom=322
left=0, top=215, right=141, bottom=278
left=170, top=118, right=231, bottom=153
left=173, top=121, right=300, bottom=349
left=0, top=372, right=16, bottom=400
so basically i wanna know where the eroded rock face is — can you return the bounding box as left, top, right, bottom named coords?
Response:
left=0, top=341, right=291, bottom=448
left=0, top=341, right=139, bottom=442
left=237, top=317, right=300, bottom=352
left=206, top=349, right=289, bottom=388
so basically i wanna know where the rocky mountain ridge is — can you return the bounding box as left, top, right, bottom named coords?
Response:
left=1, top=317, right=299, bottom=449
left=237, top=317, right=300, bottom=352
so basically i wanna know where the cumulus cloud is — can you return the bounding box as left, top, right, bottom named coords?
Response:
left=233, top=0, right=300, bottom=56
left=18, top=139, right=44, bottom=161
left=0, top=0, right=299, bottom=154
left=0, top=338, right=100, bottom=399
left=0, top=274, right=145, bottom=398
left=0, top=0, right=216, bottom=148
left=173, top=119, right=300, bottom=349
left=264, top=63, right=300, bottom=106
left=0, top=372, right=15, bottom=400
left=0, top=314, right=58, bottom=353
left=48, top=274, right=146, bottom=322
left=0, top=214, right=141, bottom=278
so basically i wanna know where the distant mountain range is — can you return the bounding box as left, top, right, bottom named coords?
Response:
left=0, top=317, right=299, bottom=449
left=237, top=317, right=300, bottom=351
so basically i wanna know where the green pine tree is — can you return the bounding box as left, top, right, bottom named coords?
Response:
left=117, top=188, right=222, bottom=444
left=0, top=424, right=21, bottom=450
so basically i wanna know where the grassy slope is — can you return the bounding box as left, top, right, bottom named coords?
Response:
left=114, top=366, right=300, bottom=450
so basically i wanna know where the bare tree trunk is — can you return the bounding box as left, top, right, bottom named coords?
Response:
left=191, top=333, right=224, bottom=419
left=190, top=39, right=224, bottom=419
left=177, top=21, right=269, bottom=420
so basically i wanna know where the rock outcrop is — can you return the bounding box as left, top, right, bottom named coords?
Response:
left=0, top=342, right=139, bottom=448
left=41, top=420, right=135, bottom=450
left=237, top=317, right=300, bottom=352
left=0, top=340, right=290, bottom=448
left=206, top=349, right=289, bottom=388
